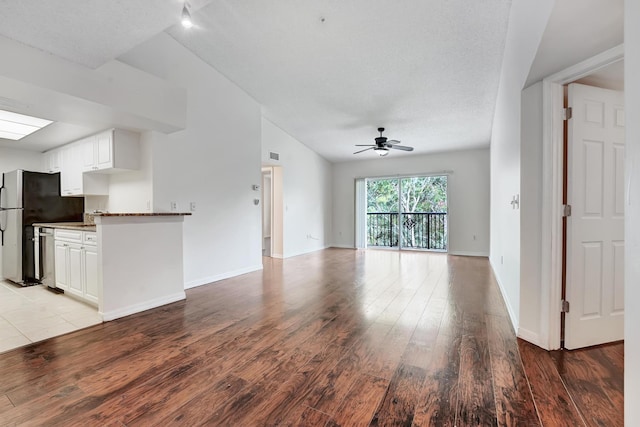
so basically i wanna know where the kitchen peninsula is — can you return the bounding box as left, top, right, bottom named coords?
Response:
left=38, top=213, right=191, bottom=322
left=95, top=213, right=191, bottom=320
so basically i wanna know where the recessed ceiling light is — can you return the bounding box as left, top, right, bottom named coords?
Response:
left=0, top=109, right=53, bottom=140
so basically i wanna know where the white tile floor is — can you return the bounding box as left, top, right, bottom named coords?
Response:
left=0, top=281, right=102, bottom=354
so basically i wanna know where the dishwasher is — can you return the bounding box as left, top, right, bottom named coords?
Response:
left=37, top=227, right=57, bottom=289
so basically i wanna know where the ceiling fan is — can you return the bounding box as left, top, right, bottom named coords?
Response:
left=354, top=128, right=414, bottom=157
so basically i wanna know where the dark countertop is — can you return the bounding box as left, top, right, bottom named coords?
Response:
left=33, top=222, right=97, bottom=232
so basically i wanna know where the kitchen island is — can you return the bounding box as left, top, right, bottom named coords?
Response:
left=94, top=213, right=191, bottom=320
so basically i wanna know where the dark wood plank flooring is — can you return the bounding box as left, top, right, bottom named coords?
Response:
left=519, top=339, right=624, bottom=427
left=0, top=249, right=623, bottom=426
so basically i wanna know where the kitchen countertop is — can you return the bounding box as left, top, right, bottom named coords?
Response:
left=92, top=212, right=192, bottom=216
left=33, top=222, right=97, bottom=232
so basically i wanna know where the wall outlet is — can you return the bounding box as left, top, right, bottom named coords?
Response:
left=146, top=200, right=151, bottom=211
left=190, top=202, right=196, bottom=212
left=170, top=201, right=177, bottom=211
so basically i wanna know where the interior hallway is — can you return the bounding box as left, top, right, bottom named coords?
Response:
left=0, top=249, right=623, bottom=425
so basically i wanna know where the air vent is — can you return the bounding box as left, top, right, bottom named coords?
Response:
left=269, top=152, right=280, bottom=161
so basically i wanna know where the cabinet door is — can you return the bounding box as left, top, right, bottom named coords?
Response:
left=83, top=247, right=99, bottom=304
left=81, top=136, right=97, bottom=172
left=96, top=131, right=113, bottom=169
left=54, top=241, right=68, bottom=290
left=68, top=244, right=84, bottom=297
left=61, top=145, right=82, bottom=196
left=44, top=150, right=61, bottom=173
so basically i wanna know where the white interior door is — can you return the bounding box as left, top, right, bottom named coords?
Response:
left=565, top=83, right=625, bottom=349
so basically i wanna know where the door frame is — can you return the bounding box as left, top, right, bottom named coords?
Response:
left=540, top=44, right=624, bottom=350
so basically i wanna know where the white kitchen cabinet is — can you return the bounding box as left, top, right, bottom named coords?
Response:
left=54, top=241, right=69, bottom=290
left=82, top=129, right=140, bottom=173
left=83, top=247, right=99, bottom=304
left=54, top=230, right=99, bottom=306
left=68, top=245, right=84, bottom=298
left=60, top=142, right=108, bottom=197
left=43, top=149, right=62, bottom=174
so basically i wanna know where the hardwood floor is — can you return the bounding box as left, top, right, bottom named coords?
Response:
left=0, top=249, right=623, bottom=426
left=519, top=339, right=624, bottom=427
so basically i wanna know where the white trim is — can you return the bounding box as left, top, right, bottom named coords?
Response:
left=284, top=246, right=330, bottom=258
left=330, top=244, right=356, bottom=249
left=448, top=251, right=489, bottom=257
left=517, top=328, right=542, bottom=348
left=101, top=291, right=186, bottom=321
left=541, top=44, right=624, bottom=351
left=490, top=259, right=518, bottom=331
left=184, top=264, right=264, bottom=289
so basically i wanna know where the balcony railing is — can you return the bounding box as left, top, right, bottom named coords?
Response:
left=367, top=212, right=447, bottom=250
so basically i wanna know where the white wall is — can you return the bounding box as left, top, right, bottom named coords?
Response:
left=519, top=82, right=544, bottom=344
left=261, top=118, right=332, bottom=258
left=625, top=1, right=640, bottom=423
left=119, top=33, right=263, bottom=288
left=0, top=147, right=44, bottom=279
left=331, top=148, right=490, bottom=256
left=489, top=0, right=554, bottom=329
left=106, top=131, right=155, bottom=213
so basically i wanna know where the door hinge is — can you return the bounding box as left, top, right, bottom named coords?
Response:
left=563, top=107, right=573, bottom=120
left=563, top=204, right=572, bottom=217
left=561, top=300, right=570, bottom=313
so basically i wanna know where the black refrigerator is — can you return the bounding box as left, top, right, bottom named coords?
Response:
left=0, top=170, right=84, bottom=284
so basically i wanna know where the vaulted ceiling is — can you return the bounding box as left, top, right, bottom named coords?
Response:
left=0, top=1, right=625, bottom=161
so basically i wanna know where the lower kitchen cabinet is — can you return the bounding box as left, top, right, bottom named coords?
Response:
left=84, top=246, right=99, bottom=303
left=54, top=230, right=99, bottom=305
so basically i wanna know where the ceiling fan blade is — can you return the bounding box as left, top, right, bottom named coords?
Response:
left=354, top=144, right=375, bottom=147
left=390, top=145, right=414, bottom=151
left=386, top=139, right=401, bottom=145
left=353, top=147, right=375, bottom=154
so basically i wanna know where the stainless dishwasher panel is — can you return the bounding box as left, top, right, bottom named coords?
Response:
left=39, top=228, right=56, bottom=288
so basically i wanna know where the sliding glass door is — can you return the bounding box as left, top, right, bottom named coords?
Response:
left=365, top=175, right=447, bottom=251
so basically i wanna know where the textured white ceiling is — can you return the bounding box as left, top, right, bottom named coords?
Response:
left=168, top=1, right=512, bottom=162
left=0, top=0, right=624, bottom=160
left=526, top=0, right=623, bottom=87
left=0, top=0, right=212, bottom=69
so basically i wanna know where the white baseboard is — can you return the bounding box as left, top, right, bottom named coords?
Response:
left=184, top=264, right=264, bottom=289
left=284, top=246, right=330, bottom=258
left=101, top=291, right=186, bottom=321
left=489, top=259, right=519, bottom=332
left=517, top=328, right=546, bottom=349
left=329, top=244, right=356, bottom=249
left=448, top=250, right=489, bottom=257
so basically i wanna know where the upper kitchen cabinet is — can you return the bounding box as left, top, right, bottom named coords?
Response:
left=82, top=129, right=140, bottom=173
left=61, top=142, right=109, bottom=197
left=43, top=149, right=62, bottom=174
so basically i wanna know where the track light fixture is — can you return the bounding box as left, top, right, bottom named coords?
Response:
left=181, top=2, right=193, bottom=29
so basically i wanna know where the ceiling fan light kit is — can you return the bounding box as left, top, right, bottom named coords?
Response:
left=353, top=127, right=414, bottom=157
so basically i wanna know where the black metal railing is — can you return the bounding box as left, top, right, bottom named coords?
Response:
left=367, top=212, right=447, bottom=250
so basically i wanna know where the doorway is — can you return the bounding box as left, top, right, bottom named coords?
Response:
left=540, top=45, right=624, bottom=350
left=261, top=166, right=283, bottom=259
left=364, top=175, right=448, bottom=251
